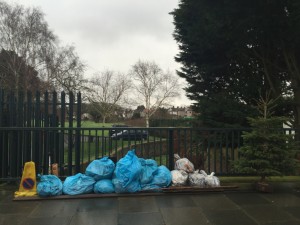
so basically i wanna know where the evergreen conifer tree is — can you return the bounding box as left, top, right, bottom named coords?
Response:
left=234, top=92, right=299, bottom=182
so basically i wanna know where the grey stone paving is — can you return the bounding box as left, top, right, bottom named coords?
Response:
left=0, top=182, right=300, bottom=225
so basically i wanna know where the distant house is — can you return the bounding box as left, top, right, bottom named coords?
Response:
left=129, top=106, right=196, bottom=119
left=123, top=109, right=134, bottom=119
left=169, top=106, right=183, bottom=117
left=185, top=107, right=194, bottom=118
left=81, top=113, right=94, bottom=120
left=168, top=106, right=195, bottom=118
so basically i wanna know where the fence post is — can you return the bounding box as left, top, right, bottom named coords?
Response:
left=34, top=91, right=41, bottom=173
left=68, top=92, right=74, bottom=175
left=0, top=90, right=2, bottom=177
left=16, top=92, right=24, bottom=177
left=59, top=91, right=66, bottom=176
left=168, top=128, right=174, bottom=170
left=9, top=92, right=18, bottom=177
left=75, top=92, right=81, bottom=173
left=43, top=91, right=49, bottom=174
left=52, top=91, right=58, bottom=164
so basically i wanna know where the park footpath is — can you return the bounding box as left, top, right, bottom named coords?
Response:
left=1, top=182, right=300, bottom=225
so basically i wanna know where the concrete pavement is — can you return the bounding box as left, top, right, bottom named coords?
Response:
left=1, top=182, right=300, bottom=225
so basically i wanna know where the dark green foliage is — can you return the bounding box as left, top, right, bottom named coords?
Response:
left=0, top=49, right=42, bottom=92
left=194, top=92, right=258, bottom=128
left=234, top=94, right=299, bottom=179
left=171, top=0, right=300, bottom=127
left=234, top=117, right=299, bottom=179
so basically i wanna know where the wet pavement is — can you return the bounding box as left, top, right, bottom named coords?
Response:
left=1, top=182, right=300, bottom=225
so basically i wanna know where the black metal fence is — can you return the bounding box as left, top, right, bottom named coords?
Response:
left=0, top=90, right=81, bottom=128
left=0, top=126, right=248, bottom=181
left=0, top=90, right=82, bottom=181
left=0, top=90, right=298, bottom=181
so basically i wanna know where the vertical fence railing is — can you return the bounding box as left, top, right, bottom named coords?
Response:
left=2, top=125, right=299, bottom=181
left=168, top=128, right=174, bottom=170
left=75, top=92, right=81, bottom=173
left=1, top=126, right=248, bottom=181
left=0, top=89, right=298, bottom=181
left=0, top=90, right=82, bottom=180
left=59, top=92, right=66, bottom=176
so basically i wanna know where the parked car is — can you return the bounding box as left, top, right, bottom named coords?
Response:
left=109, top=124, right=130, bottom=136
left=111, top=129, right=148, bottom=140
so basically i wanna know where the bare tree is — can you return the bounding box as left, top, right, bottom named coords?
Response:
left=0, top=1, right=56, bottom=92
left=0, top=1, right=86, bottom=94
left=87, top=70, right=132, bottom=123
left=44, top=45, right=87, bottom=93
left=130, top=60, right=180, bottom=127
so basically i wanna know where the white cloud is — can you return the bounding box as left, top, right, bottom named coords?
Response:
left=10, top=0, right=193, bottom=106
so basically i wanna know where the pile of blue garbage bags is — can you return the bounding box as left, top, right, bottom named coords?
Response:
left=37, top=149, right=172, bottom=197
left=37, top=150, right=221, bottom=197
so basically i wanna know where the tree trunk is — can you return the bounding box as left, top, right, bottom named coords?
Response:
left=145, top=113, right=149, bottom=128
left=293, top=87, right=300, bottom=141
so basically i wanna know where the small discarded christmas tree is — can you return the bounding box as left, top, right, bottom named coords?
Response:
left=234, top=92, right=299, bottom=183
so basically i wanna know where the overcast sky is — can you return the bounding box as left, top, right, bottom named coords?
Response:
left=11, top=0, right=193, bottom=106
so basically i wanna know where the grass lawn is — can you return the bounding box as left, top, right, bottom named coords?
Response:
left=80, top=121, right=116, bottom=128
left=65, top=120, right=117, bottom=128
left=62, top=120, right=162, bottom=166
left=64, top=121, right=127, bottom=136
left=63, top=138, right=154, bottom=165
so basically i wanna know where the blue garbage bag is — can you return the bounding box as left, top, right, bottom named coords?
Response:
left=37, top=174, right=63, bottom=197
left=139, top=158, right=158, bottom=184
left=85, top=157, right=115, bottom=181
left=112, top=149, right=142, bottom=193
left=63, top=173, right=96, bottom=195
left=142, top=165, right=172, bottom=191
left=94, top=179, right=115, bottom=194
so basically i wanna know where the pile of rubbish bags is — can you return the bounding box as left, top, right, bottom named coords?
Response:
left=37, top=150, right=220, bottom=197
left=171, top=154, right=220, bottom=188
left=37, top=150, right=172, bottom=196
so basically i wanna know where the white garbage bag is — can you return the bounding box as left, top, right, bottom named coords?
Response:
left=188, top=170, right=205, bottom=187
left=174, top=154, right=194, bottom=173
left=200, top=170, right=220, bottom=187
left=171, top=170, right=188, bottom=186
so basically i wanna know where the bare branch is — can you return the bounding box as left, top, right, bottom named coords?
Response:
left=86, top=70, right=132, bottom=123
left=130, top=60, right=181, bottom=127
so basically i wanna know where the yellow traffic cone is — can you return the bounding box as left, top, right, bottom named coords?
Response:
left=14, top=161, right=37, bottom=197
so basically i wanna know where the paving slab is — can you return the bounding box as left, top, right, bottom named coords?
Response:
left=160, top=207, right=211, bottom=225
left=263, top=221, right=300, bottom=225
left=225, top=192, right=270, bottom=206
left=284, top=206, right=300, bottom=220
left=1, top=182, right=300, bottom=225
left=119, top=196, right=158, bottom=213
left=29, top=200, right=77, bottom=218
left=241, top=204, right=295, bottom=224
left=70, top=211, right=118, bottom=225
left=0, top=201, right=39, bottom=215
left=76, top=198, right=118, bottom=213
left=22, top=217, right=72, bottom=225
left=118, top=212, right=164, bottom=225
left=155, top=195, right=196, bottom=208
left=192, top=193, right=239, bottom=210
left=0, top=214, right=24, bottom=225
left=203, top=208, right=258, bottom=225
left=260, top=193, right=300, bottom=207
